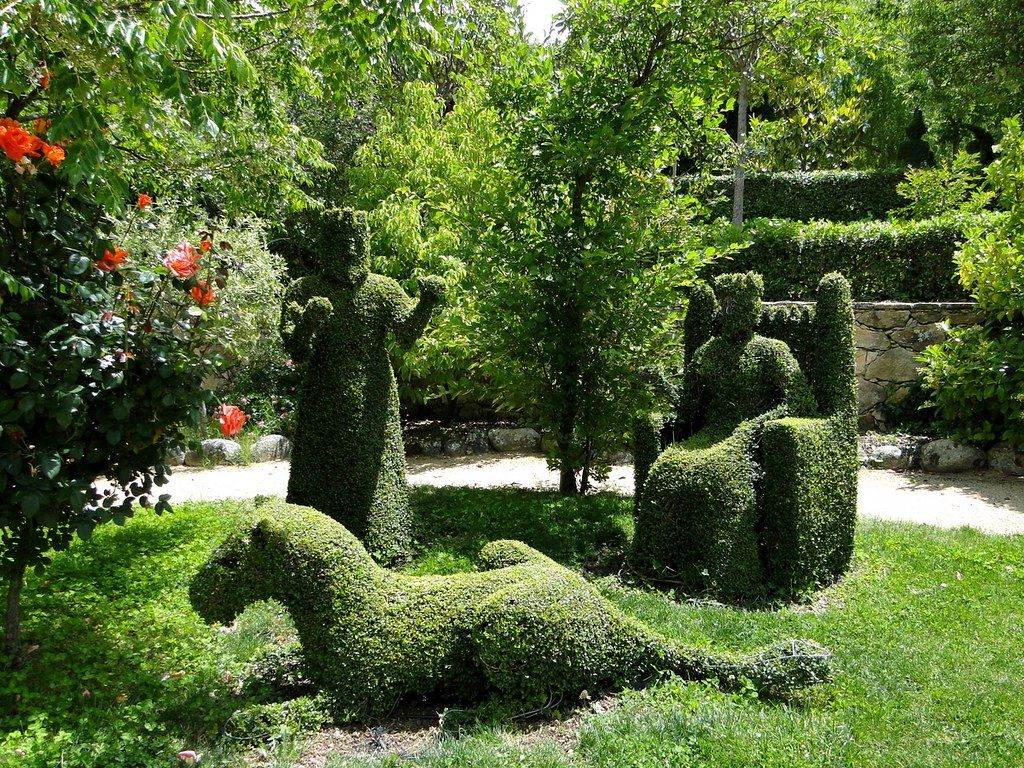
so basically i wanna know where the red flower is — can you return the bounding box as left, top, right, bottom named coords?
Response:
left=199, top=239, right=212, bottom=252
left=39, top=70, right=52, bottom=89
left=95, top=247, right=127, bottom=272
left=136, top=193, right=153, bottom=209
left=190, top=279, right=216, bottom=306
left=163, top=241, right=200, bottom=278
left=216, top=405, right=246, bottom=438
left=0, top=118, right=43, bottom=163
left=42, top=144, right=65, bottom=168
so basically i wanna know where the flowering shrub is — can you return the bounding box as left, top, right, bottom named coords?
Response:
left=1, top=116, right=232, bottom=662
left=216, top=405, right=248, bottom=438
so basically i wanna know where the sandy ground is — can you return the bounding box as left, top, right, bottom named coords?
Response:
left=161, top=454, right=1024, bottom=535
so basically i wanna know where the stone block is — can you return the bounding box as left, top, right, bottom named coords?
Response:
left=856, top=308, right=910, bottom=330
left=988, top=442, right=1024, bottom=476
left=488, top=427, right=542, bottom=453
left=198, top=438, right=243, bottom=466
left=251, top=434, right=291, bottom=462
left=854, top=327, right=890, bottom=352
left=864, top=347, right=921, bottom=383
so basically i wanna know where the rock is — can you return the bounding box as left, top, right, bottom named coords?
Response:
left=890, top=325, right=947, bottom=348
left=856, top=308, right=910, bottom=330
left=865, top=444, right=909, bottom=470
left=488, top=427, right=542, bottom=453
left=864, top=347, right=921, bottom=383
left=857, top=378, right=885, bottom=411
left=200, top=438, right=243, bottom=465
left=858, top=413, right=879, bottom=432
left=919, top=439, right=987, bottom=473
left=988, top=442, right=1024, bottom=476
left=184, top=449, right=203, bottom=467
left=163, top=446, right=185, bottom=467
left=251, top=434, right=291, bottom=462
left=854, top=328, right=890, bottom=352
left=608, top=451, right=633, bottom=465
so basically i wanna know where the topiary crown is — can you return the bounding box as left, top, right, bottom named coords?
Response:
left=315, top=208, right=370, bottom=285
left=712, top=271, right=763, bottom=339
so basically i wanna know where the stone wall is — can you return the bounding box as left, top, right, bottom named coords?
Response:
left=763, top=300, right=982, bottom=431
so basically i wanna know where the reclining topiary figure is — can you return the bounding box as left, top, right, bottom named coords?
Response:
left=280, top=208, right=445, bottom=563
left=632, top=272, right=858, bottom=599
left=190, top=501, right=832, bottom=718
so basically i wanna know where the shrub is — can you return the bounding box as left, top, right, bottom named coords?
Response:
left=280, top=209, right=444, bottom=563
left=0, top=139, right=230, bottom=662
left=189, top=501, right=832, bottom=717
left=684, top=170, right=906, bottom=222
left=919, top=118, right=1024, bottom=451
left=896, top=151, right=994, bottom=219
left=715, top=215, right=992, bottom=300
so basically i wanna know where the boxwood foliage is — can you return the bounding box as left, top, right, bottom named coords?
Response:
left=189, top=501, right=832, bottom=717
left=716, top=216, right=990, bottom=301
left=685, top=170, right=906, bottom=222
left=280, top=208, right=444, bottom=563
left=633, top=273, right=857, bottom=599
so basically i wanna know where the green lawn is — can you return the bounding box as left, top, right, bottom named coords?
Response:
left=2, top=488, right=1022, bottom=767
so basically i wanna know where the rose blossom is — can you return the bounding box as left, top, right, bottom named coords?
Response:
left=163, top=241, right=200, bottom=278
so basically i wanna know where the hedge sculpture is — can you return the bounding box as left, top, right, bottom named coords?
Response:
left=280, top=209, right=444, bottom=563
left=191, top=501, right=832, bottom=717
left=632, top=272, right=857, bottom=599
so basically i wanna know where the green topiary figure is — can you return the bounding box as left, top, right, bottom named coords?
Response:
left=280, top=209, right=445, bottom=563
left=897, top=108, right=936, bottom=169
left=190, top=501, right=832, bottom=718
left=633, top=272, right=817, bottom=597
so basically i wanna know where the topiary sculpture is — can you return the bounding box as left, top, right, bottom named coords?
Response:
left=633, top=272, right=858, bottom=599
left=280, top=208, right=445, bottom=563
left=190, top=501, right=832, bottom=718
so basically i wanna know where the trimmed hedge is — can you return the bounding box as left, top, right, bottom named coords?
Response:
left=685, top=170, right=906, bottom=222
left=632, top=273, right=858, bottom=598
left=280, top=208, right=444, bottom=562
left=189, top=501, right=832, bottom=716
left=760, top=416, right=858, bottom=592
left=715, top=216, right=988, bottom=301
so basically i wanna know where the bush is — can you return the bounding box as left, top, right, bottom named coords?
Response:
left=919, top=118, right=1024, bottom=450
left=715, top=215, right=993, bottom=300
left=280, top=209, right=444, bottom=563
left=189, top=501, right=832, bottom=716
left=684, top=170, right=906, bottom=222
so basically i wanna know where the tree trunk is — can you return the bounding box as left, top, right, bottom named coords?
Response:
left=4, top=562, right=26, bottom=668
left=732, top=77, right=750, bottom=229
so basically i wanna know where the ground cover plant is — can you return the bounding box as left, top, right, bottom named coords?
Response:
left=2, top=488, right=1023, bottom=767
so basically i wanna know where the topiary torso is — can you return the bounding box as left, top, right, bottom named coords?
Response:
left=281, top=209, right=443, bottom=562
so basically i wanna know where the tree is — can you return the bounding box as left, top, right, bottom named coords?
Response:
left=0, top=0, right=430, bottom=665
left=478, top=0, right=726, bottom=494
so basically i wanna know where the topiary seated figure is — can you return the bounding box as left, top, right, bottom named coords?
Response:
left=632, top=272, right=858, bottom=599
left=280, top=208, right=445, bottom=563
left=190, top=501, right=832, bottom=718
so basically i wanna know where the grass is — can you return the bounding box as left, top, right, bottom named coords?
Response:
left=1, top=487, right=1022, bottom=767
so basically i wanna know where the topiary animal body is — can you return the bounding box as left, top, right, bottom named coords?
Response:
left=280, top=209, right=444, bottom=563
left=190, top=501, right=832, bottom=718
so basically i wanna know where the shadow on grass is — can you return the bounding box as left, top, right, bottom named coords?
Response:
left=409, top=486, right=633, bottom=574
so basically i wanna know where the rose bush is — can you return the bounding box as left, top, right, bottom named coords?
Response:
left=1, top=117, right=233, bottom=664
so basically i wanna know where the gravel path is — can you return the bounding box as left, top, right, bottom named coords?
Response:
left=162, top=454, right=1024, bottom=535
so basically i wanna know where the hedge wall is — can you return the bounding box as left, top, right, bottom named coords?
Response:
left=684, top=170, right=906, bottom=222
left=710, top=215, right=997, bottom=301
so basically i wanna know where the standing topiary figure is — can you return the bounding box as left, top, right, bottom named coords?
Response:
left=280, top=209, right=445, bottom=562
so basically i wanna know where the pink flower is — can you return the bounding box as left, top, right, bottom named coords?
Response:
left=177, top=750, right=199, bottom=765
left=163, top=241, right=200, bottom=278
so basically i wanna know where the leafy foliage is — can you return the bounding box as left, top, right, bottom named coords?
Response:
left=896, top=151, right=993, bottom=219
left=920, top=119, right=1024, bottom=450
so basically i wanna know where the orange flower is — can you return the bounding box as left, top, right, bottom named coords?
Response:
left=190, top=279, right=216, bottom=306
left=0, top=118, right=43, bottom=163
left=136, top=193, right=153, bottom=209
left=95, top=247, right=128, bottom=272
left=43, top=144, right=65, bottom=168
left=199, top=239, right=212, bottom=252
left=39, top=70, right=52, bottom=89
left=163, top=241, right=200, bottom=278
left=33, top=118, right=51, bottom=136
left=215, top=404, right=246, bottom=438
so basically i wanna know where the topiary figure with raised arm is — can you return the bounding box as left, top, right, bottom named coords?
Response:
left=190, top=501, right=832, bottom=718
left=280, top=208, right=445, bottom=563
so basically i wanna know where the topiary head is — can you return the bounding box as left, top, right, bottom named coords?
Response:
left=316, top=208, right=370, bottom=285
left=713, top=272, right=763, bottom=340
left=189, top=519, right=278, bottom=625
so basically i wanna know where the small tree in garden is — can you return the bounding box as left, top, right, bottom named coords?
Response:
left=0, top=122, right=234, bottom=665
left=920, top=118, right=1024, bottom=450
